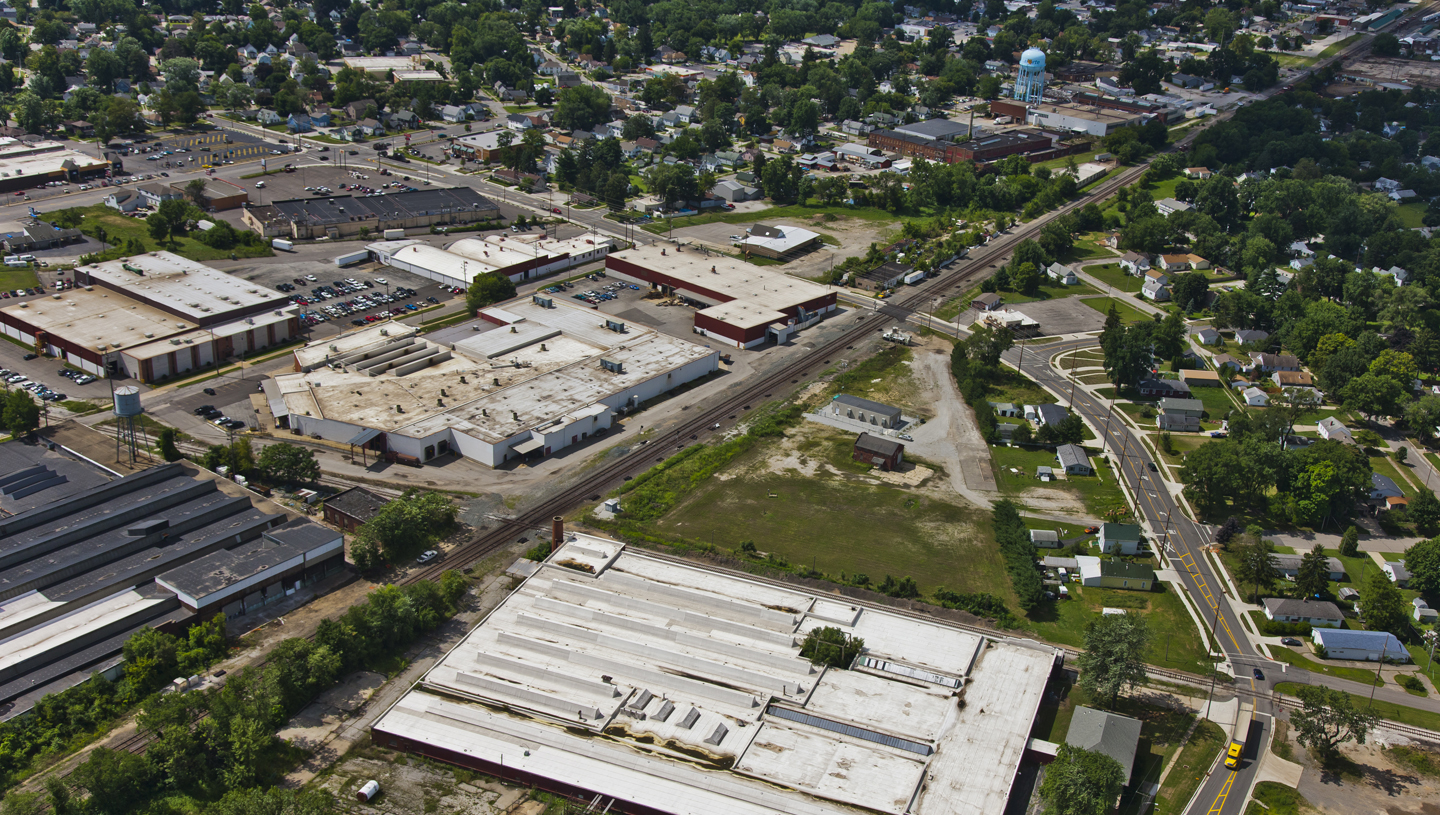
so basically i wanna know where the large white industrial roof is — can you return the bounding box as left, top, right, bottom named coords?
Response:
left=374, top=535, right=1059, bottom=815
left=80, top=252, right=291, bottom=322
left=610, top=243, right=832, bottom=314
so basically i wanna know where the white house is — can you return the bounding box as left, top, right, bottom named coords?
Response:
left=1317, top=416, right=1352, bottom=442
left=1142, top=278, right=1170, bottom=301
left=1312, top=628, right=1410, bottom=662
left=1046, top=262, right=1078, bottom=285
left=1191, top=327, right=1220, bottom=345
left=1263, top=598, right=1344, bottom=628
left=1242, top=386, right=1268, bottom=406
left=1098, top=523, right=1143, bottom=555
left=1382, top=560, right=1411, bottom=586
left=1119, top=252, right=1151, bottom=274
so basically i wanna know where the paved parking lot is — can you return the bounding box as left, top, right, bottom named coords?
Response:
left=1016, top=296, right=1110, bottom=336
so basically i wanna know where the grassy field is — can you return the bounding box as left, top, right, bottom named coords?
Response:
left=1082, top=296, right=1153, bottom=324
left=1395, top=202, right=1427, bottom=229
left=1187, top=385, right=1239, bottom=420
left=0, top=269, right=39, bottom=291
left=59, top=205, right=273, bottom=262
left=984, top=366, right=1056, bottom=407
left=1269, top=645, right=1383, bottom=687
left=1275, top=682, right=1440, bottom=731
left=1154, top=720, right=1228, bottom=815
left=1025, top=581, right=1210, bottom=673
left=1319, top=33, right=1365, bottom=59
left=1085, top=262, right=1143, bottom=293
left=1243, top=782, right=1312, bottom=815
left=646, top=419, right=1010, bottom=598
left=990, top=444, right=1129, bottom=518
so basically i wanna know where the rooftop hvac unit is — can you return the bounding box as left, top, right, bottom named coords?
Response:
left=600, top=358, right=623, bottom=373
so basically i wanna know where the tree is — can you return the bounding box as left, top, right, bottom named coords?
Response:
left=799, top=626, right=865, bottom=668
left=553, top=85, right=611, bottom=131
left=1359, top=570, right=1409, bottom=637
left=1076, top=612, right=1151, bottom=707
left=1039, top=744, right=1126, bottom=815
left=1372, top=32, right=1401, bottom=57
left=2, top=791, right=45, bottom=815
left=157, top=427, right=183, bottom=462
left=356, top=489, right=457, bottom=561
left=3, top=389, right=39, bottom=437
left=1296, top=543, right=1330, bottom=599
left=1232, top=535, right=1279, bottom=603
left=1341, top=373, right=1405, bottom=420
left=1214, top=516, right=1242, bottom=547
left=1289, top=684, right=1378, bottom=762
left=1403, top=536, right=1440, bottom=596
left=207, top=788, right=334, bottom=815
left=184, top=178, right=208, bottom=207
left=258, top=442, right=320, bottom=484
left=1410, top=489, right=1440, bottom=536
left=71, top=748, right=153, bottom=815
left=147, top=211, right=172, bottom=245
left=465, top=271, right=517, bottom=313
left=1339, top=526, right=1360, bottom=557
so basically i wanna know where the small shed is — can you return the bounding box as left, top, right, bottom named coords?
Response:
left=853, top=432, right=904, bottom=471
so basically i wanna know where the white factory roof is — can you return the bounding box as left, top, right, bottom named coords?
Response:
left=343, top=55, right=424, bottom=73
left=121, top=306, right=298, bottom=362
left=740, top=223, right=823, bottom=255
left=293, top=321, right=419, bottom=370
left=371, top=234, right=614, bottom=284
left=80, top=252, right=291, bottom=321
left=0, top=139, right=108, bottom=180
left=697, top=300, right=787, bottom=331
left=275, top=299, right=713, bottom=443
left=610, top=244, right=832, bottom=314
left=0, top=589, right=170, bottom=677
left=374, top=535, right=1059, bottom=815
left=2, top=288, right=198, bottom=352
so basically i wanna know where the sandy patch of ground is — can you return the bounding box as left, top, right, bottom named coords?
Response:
left=1289, top=730, right=1440, bottom=815
left=316, top=754, right=538, bottom=815
left=871, top=462, right=933, bottom=487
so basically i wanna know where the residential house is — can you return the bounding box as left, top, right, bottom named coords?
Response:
left=439, top=105, right=468, bottom=123
left=1317, top=417, right=1353, bottom=443
left=287, top=112, right=313, bottom=132
left=1234, top=329, right=1270, bottom=345
left=1077, top=556, right=1156, bottom=590
left=990, top=402, right=1020, bottom=418
left=1030, top=529, right=1062, bottom=548
left=1158, top=254, right=1193, bottom=272
left=1158, top=413, right=1200, bottom=432
left=357, top=118, right=385, bottom=137
left=1028, top=403, right=1069, bottom=428
left=1160, top=397, right=1204, bottom=418
left=1156, top=198, right=1191, bottom=216
left=1119, top=252, right=1151, bottom=274
left=1212, top=354, right=1242, bottom=371
left=1141, top=278, right=1170, bottom=301
left=1065, top=707, right=1143, bottom=784
left=1382, top=560, right=1411, bottom=586
left=1414, top=598, right=1439, bottom=624
left=1375, top=265, right=1409, bottom=286
left=1263, top=598, right=1345, bottom=628
left=853, top=432, right=904, bottom=471
left=257, top=108, right=283, bottom=125
left=344, top=99, right=376, bottom=120
left=841, top=119, right=873, bottom=137
left=1098, top=523, right=1143, bottom=556
left=674, top=105, right=697, bottom=125
left=1056, top=444, right=1093, bottom=476
left=1312, top=628, right=1410, bottom=662
left=1046, top=262, right=1078, bottom=285
left=104, top=189, right=140, bottom=212
left=1271, top=553, right=1346, bottom=581
left=506, top=113, right=534, bottom=131
left=137, top=182, right=183, bottom=207
left=388, top=109, right=420, bottom=130
left=1273, top=371, right=1314, bottom=389
left=1192, top=327, right=1220, bottom=345
left=1184, top=167, right=1213, bottom=179
left=831, top=394, right=904, bottom=428
left=1249, top=353, right=1300, bottom=372
left=1137, top=379, right=1191, bottom=398
left=1180, top=369, right=1221, bottom=387
left=1241, top=386, right=1268, bottom=406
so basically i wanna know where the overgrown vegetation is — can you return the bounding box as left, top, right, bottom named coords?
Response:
left=992, top=499, right=1043, bottom=611
left=351, top=490, right=458, bottom=569
left=799, top=626, right=865, bottom=669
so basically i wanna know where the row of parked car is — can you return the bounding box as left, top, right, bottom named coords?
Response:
left=0, top=369, right=67, bottom=401
left=572, top=282, right=640, bottom=305
left=193, top=404, right=246, bottom=430
left=58, top=367, right=97, bottom=386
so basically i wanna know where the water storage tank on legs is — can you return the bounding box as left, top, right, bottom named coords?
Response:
left=113, top=386, right=143, bottom=417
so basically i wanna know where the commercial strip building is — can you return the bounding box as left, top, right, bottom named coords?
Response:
left=373, top=532, right=1063, bottom=815
left=0, top=455, right=343, bottom=719
left=0, top=252, right=299, bottom=381
left=867, top=127, right=1058, bottom=164
left=242, top=187, right=501, bottom=240
left=367, top=233, right=615, bottom=288
left=1024, top=103, right=1147, bottom=137
left=737, top=223, right=823, bottom=260
left=267, top=300, right=718, bottom=468
left=0, top=138, right=118, bottom=192
left=605, top=244, right=836, bottom=349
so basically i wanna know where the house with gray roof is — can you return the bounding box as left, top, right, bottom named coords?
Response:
left=1264, top=598, right=1344, bottom=628
left=1066, top=707, right=1143, bottom=782
left=1055, top=444, right=1093, bottom=475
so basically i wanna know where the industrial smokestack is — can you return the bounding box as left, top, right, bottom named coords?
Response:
left=551, top=517, right=563, bottom=556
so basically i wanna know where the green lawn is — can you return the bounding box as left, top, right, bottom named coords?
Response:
left=984, top=366, right=1056, bottom=407
left=1369, top=454, right=1414, bottom=497
left=1243, top=782, right=1312, bottom=815
left=1188, top=385, right=1240, bottom=421
left=990, top=444, right=1130, bottom=519
left=1081, top=296, right=1153, bottom=324
left=1275, top=682, right=1440, bottom=731
left=1319, top=33, right=1365, bottom=59
left=1062, top=240, right=1118, bottom=262
left=1395, top=202, right=1427, bottom=229
left=1154, top=720, right=1228, bottom=815
left=0, top=268, right=39, bottom=291
left=1085, top=262, right=1143, bottom=293
left=653, top=445, right=1009, bottom=598
left=58, top=205, right=273, bottom=263
left=1025, top=581, right=1210, bottom=673
left=1269, top=645, right=1384, bottom=687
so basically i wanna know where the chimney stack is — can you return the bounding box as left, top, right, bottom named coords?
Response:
left=551, top=516, right=563, bottom=555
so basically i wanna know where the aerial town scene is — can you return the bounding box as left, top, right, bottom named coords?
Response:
left=0, top=0, right=1439, bottom=813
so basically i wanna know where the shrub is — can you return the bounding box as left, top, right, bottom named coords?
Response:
left=1256, top=618, right=1311, bottom=637
left=1397, top=674, right=1427, bottom=694
left=800, top=626, right=865, bottom=668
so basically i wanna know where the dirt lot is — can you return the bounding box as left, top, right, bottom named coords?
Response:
left=1290, top=733, right=1440, bottom=815
left=1341, top=55, right=1440, bottom=89
left=672, top=210, right=899, bottom=281
left=315, top=753, right=543, bottom=815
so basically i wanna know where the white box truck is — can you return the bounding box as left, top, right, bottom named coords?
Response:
left=272, top=239, right=294, bottom=252
left=383, top=228, right=405, bottom=240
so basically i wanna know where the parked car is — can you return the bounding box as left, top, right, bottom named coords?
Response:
left=416, top=549, right=439, bottom=564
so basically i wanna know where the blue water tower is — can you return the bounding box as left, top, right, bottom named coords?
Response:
left=1014, top=48, right=1047, bottom=104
